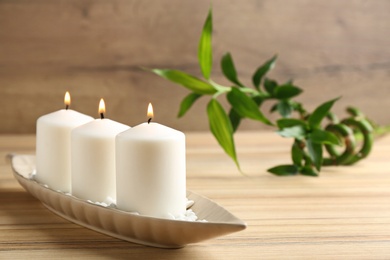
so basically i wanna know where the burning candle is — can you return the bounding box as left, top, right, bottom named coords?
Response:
left=116, top=103, right=186, bottom=218
left=71, top=99, right=130, bottom=202
left=36, top=92, right=94, bottom=192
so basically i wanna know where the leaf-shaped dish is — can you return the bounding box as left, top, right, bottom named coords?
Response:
left=10, top=154, right=246, bottom=248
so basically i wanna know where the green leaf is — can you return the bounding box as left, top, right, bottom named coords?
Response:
left=252, top=95, right=264, bottom=106
left=268, top=164, right=299, bottom=176
left=290, top=101, right=306, bottom=115
left=252, top=55, right=277, bottom=90
left=300, top=166, right=318, bottom=176
left=270, top=103, right=278, bottom=113
left=306, top=136, right=323, bottom=171
left=227, top=88, right=272, bottom=125
left=221, top=52, right=244, bottom=87
left=229, top=108, right=242, bottom=133
left=308, top=97, right=340, bottom=128
left=177, top=93, right=202, bottom=118
left=310, top=129, right=341, bottom=145
left=263, top=78, right=278, bottom=94
left=273, top=84, right=302, bottom=99
left=277, top=100, right=293, bottom=118
left=198, top=8, right=213, bottom=79
left=207, top=99, right=239, bottom=168
left=151, top=69, right=216, bottom=95
left=277, top=118, right=307, bottom=129
left=277, top=125, right=306, bottom=140
left=291, top=141, right=303, bottom=166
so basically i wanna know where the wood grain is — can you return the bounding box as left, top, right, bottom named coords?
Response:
left=1, top=0, right=390, bottom=133
left=1, top=133, right=390, bottom=259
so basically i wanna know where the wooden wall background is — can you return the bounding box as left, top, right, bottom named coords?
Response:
left=1, top=0, right=389, bottom=133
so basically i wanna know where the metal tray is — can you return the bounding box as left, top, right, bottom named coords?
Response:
left=10, top=154, right=246, bottom=248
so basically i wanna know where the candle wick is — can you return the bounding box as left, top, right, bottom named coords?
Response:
left=148, top=118, right=152, bottom=124
left=100, top=113, right=104, bottom=120
left=65, top=105, right=69, bottom=110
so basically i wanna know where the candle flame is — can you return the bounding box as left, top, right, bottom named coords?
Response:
left=99, top=98, right=106, bottom=118
left=147, top=103, right=153, bottom=119
left=64, top=91, right=71, bottom=109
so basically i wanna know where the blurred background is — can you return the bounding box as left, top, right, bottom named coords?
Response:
left=1, top=0, right=389, bottom=133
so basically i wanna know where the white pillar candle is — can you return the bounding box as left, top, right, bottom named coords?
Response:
left=71, top=99, right=130, bottom=203
left=116, top=103, right=186, bottom=219
left=36, top=92, right=94, bottom=192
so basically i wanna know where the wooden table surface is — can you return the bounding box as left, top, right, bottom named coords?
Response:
left=1, top=132, right=390, bottom=259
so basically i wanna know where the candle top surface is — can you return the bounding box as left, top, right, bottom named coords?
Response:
left=72, top=118, right=130, bottom=138
left=38, top=109, right=93, bottom=127
left=117, top=122, right=184, bottom=141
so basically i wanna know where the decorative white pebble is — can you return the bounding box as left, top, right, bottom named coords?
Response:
left=31, top=183, right=207, bottom=222
left=186, top=199, right=194, bottom=209
left=29, top=171, right=36, bottom=180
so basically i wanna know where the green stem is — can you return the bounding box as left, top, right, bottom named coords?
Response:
left=208, top=79, right=230, bottom=92
left=341, top=118, right=373, bottom=165
left=323, top=123, right=356, bottom=165
left=208, top=79, right=268, bottom=99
